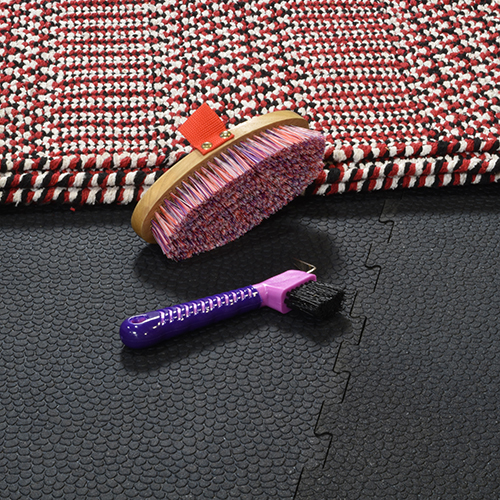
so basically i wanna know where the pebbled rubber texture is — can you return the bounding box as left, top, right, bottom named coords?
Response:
left=296, top=184, right=500, bottom=499
left=2, top=184, right=499, bottom=499
left=0, top=194, right=388, bottom=499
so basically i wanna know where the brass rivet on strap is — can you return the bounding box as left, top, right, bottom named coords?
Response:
left=201, top=142, right=212, bottom=150
left=220, top=130, right=231, bottom=138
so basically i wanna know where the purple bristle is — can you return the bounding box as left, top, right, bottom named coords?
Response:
left=151, top=125, right=325, bottom=260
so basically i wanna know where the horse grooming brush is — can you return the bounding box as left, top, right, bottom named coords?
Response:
left=131, top=104, right=325, bottom=260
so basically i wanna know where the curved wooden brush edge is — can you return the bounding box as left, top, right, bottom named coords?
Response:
left=131, top=110, right=310, bottom=244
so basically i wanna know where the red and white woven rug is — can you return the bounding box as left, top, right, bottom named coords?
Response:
left=1, top=0, right=499, bottom=204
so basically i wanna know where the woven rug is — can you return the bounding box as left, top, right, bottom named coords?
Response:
left=1, top=0, right=499, bottom=205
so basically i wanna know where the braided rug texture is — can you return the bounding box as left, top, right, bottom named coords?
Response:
left=1, top=0, right=499, bottom=204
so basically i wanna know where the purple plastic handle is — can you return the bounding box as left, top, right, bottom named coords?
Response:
left=120, top=285, right=262, bottom=349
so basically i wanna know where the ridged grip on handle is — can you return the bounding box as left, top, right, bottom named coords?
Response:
left=120, top=285, right=262, bottom=348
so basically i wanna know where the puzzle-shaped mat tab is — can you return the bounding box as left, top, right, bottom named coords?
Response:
left=297, top=185, right=500, bottom=499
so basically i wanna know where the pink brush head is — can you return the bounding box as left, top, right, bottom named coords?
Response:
left=131, top=109, right=325, bottom=260
left=253, top=270, right=316, bottom=314
left=254, top=269, right=344, bottom=319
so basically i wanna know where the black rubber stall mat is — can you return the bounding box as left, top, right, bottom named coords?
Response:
left=297, top=184, right=500, bottom=500
left=0, top=192, right=390, bottom=499
left=2, top=185, right=499, bottom=499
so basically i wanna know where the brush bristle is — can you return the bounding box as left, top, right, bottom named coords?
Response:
left=150, top=125, right=325, bottom=260
left=284, top=281, right=344, bottom=320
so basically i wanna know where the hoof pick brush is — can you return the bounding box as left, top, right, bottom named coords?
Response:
left=120, top=263, right=344, bottom=349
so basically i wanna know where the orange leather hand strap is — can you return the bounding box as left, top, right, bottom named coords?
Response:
left=177, top=103, right=234, bottom=155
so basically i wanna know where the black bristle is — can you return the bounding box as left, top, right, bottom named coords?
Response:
left=285, top=281, right=344, bottom=320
